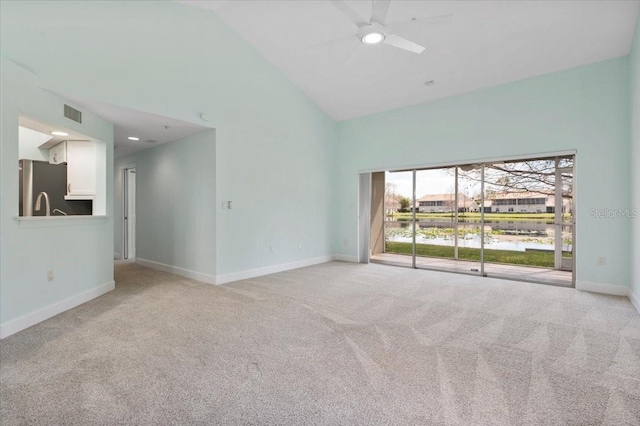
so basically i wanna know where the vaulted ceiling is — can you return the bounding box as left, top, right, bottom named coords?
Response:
left=182, top=0, right=639, bottom=121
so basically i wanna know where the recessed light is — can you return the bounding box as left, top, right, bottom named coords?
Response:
left=128, top=136, right=140, bottom=141
left=51, top=131, right=69, bottom=136
left=361, top=32, right=385, bottom=45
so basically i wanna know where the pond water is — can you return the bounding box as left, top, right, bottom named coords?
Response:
left=386, top=219, right=573, bottom=252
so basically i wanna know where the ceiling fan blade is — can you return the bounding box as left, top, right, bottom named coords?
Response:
left=387, top=14, right=453, bottom=32
left=330, top=0, right=368, bottom=28
left=344, top=44, right=365, bottom=64
left=178, top=0, right=229, bottom=12
left=310, top=34, right=358, bottom=50
left=383, top=34, right=425, bottom=54
left=371, top=0, right=391, bottom=25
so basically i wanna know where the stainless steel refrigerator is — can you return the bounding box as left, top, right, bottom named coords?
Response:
left=19, top=159, right=92, bottom=216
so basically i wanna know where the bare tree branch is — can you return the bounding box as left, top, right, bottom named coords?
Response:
left=455, top=159, right=573, bottom=199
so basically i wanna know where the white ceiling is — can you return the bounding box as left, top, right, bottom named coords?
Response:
left=19, top=116, right=91, bottom=148
left=182, top=0, right=640, bottom=121
left=52, top=93, right=212, bottom=158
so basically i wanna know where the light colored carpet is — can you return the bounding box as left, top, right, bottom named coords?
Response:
left=1, top=261, right=639, bottom=425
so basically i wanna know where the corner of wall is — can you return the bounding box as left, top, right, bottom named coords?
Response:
left=629, top=287, right=640, bottom=314
left=629, top=9, right=640, bottom=310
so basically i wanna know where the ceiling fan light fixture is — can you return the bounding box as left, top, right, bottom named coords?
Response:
left=361, top=31, right=385, bottom=45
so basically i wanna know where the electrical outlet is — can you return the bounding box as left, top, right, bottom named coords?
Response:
left=597, top=256, right=606, bottom=266
left=269, top=245, right=274, bottom=253
left=47, top=269, right=55, bottom=282
left=343, top=238, right=348, bottom=247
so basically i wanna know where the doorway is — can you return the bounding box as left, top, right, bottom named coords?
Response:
left=365, top=153, right=575, bottom=287
left=123, top=167, right=136, bottom=260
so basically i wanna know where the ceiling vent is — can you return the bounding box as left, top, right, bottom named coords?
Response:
left=145, top=139, right=158, bottom=144
left=63, top=104, right=82, bottom=123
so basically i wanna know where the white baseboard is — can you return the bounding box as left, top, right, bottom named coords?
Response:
left=136, top=258, right=216, bottom=285
left=0, top=280, right=115, bottom=339
left=575, top=280, right=629, bottom=296
left=137, top=255, right=349, bottom=286
left=216, top=255, right=335, bottom=285
left=629, top=288, right=640, bottom=314
left=333, top=254, right=359, bottom=263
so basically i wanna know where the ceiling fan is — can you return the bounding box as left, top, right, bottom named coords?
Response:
left=325, top=0, right=452, bottom=61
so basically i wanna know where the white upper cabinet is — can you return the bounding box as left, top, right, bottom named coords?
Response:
left=49, top=140, right=96, bottom=200
left=66, top=141, right=96, bottom=199
left=49, top=141, right=67, bottom=164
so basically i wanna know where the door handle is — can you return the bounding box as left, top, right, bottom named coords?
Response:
left=67, top=183, right=70, bottom=193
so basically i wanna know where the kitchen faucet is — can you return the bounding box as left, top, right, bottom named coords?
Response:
left=35, top=192, right=50, bottom=216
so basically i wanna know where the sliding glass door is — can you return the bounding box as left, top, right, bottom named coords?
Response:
left=370, top=154, right=575, bottom=287
left=381, top=170, right=415, bottom=267
left=480, top=157, right=574, bottom=285
left=413, top=166, right=483, bottom=276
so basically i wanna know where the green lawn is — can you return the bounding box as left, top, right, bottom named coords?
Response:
left=385, top=241, right=572, bottom=268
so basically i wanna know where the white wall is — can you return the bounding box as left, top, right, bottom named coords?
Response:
left=114, top=130, right=217, bottom=281
left=18, top=127, right=49, bottom=161
left=336, top=57, right=632, bottom=292
left=0, top=58, right=114, bottom=336
left=1, top=2, right=336, bottom=284
left=630, top=12, right=640, bottom=310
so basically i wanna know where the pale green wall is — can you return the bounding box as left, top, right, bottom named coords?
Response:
left=630, top=12, right=640, bottom=301
left=336, top=57, right=631, bottom=289
left=0, top=1, right=336, bottom=283
left=18, top=127, right=50, bottom=161
left=114, top=130, right=216, bottom=277
left=0, top=58, right=114, bottom=324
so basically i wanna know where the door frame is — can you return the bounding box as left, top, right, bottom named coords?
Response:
left=358, top=173, right=371, bottom=263
left=122, top=164, right=136, bottom=260
left=363, top=150, right=576, bottom=287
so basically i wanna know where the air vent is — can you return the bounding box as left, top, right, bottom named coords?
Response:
left=145, top=139, right=158, bottom=144
left=63, top=104, right=82, bottom=123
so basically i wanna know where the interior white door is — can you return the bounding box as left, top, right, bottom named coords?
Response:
left=126, top=168, right=136, bottom=259
left=358, top=173, right=371, bottom=264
